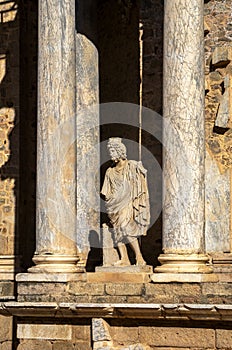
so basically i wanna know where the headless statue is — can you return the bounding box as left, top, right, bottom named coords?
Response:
left=101, top=138, right=150, bottom=266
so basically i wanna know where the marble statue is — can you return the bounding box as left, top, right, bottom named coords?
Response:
left=101, top=138, right=150, bottom=266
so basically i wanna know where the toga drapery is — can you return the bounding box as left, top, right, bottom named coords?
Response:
left=101, top=160, right=150, bottom=243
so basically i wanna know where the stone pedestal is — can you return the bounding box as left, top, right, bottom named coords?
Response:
left=154, top=0, right=211, bottom=276
left=28, top=0, right=79, bottom=273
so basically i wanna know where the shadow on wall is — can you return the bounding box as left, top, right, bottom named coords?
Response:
left=18, top=0, right=38, bottom=271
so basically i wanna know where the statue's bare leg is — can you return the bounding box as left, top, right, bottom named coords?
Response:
left=127, top=237, right=146, bottom=266
left=114, top=243, right=130, bottom=266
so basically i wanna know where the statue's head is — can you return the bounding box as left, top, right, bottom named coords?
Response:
left=107, top=137, right=127, bottom=162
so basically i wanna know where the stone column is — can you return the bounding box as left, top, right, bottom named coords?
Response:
left=29, top=0, right=79, bottom=273
left=155, top=0, right=211, bottom=274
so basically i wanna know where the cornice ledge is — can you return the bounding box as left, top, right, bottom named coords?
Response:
left=1, top=302, right=232, bottom=321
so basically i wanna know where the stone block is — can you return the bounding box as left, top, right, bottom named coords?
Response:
left=151, top=348, right=214, bottom=350
left=120, top=345, right=151, bottom=350
left=0, top=236, right=7, bottom=255
left=206, top=295, right=232, bottom=304
left=93, top=340, right=114, bottom=349
left=17, top=340, right=52, bottom=350
left=212, top=47, right=232, bottom=65
left=215, top=81, right=231, bottom=128
left=0, top=315, right=12, bottom=343
left=139, top=327, right=215, bottom=348
left=96, top=266, right=153, bottom=273
left=216, top=329, right=232, bottom=349
left=126, top=296, right=151, bottom=304
left=145, top=283, right=201, bottom=299
left=72, top=325, right=91, bottom=342
left=87, top=272, right=150, bottom=284
left=151, top=273, right=218, bottom=283
left=105, top=283, right=143, bottom=296
left=63, top=295, right=91, bottom=304
left=0, top=342, right=12, bottom=350
left=18, top=282, right=67, bottom=295
left=17, top=324, right=72, bottom=341
left=92, top=318, right=111, bottom=342
left=111, top=327, right=139, bottom=344
left=68, top=282, right=105, bottom=296
left=0, top=282, right=14, bottom=296
left=73, top=342, right=92, bottom=350
left=208, top=71, right=223, bottom=83
left=52, top=341, right=74, bottom=350
left=217, top=273, right=232, bottom=283
left=89, top=295, right=128, bottom=303
left=202, top=283, right=232, bottom=296
left=16, top=273, right=87, bottom=283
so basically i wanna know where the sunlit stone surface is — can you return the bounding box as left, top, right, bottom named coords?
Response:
left=155, top=0, right=211, bottom=274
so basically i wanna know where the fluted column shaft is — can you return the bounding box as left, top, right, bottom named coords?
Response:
left=29, top=0, right=79, bottom=273
left=156, top=0, right=211, bottom=273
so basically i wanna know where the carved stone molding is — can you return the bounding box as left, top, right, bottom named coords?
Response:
left=28, top=254, right=80, bottom=274
left=1, top=302, right=232, bottom=321
left=154, top=254, right=213, bottom=274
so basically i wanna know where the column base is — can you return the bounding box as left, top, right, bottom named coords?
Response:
left=28, top=254, right=81, bottom=273
left=154, top=254, right=213, bottom=274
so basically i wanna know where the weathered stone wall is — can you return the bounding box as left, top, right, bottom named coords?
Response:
left=17, top=322, right=91, bottom=350
left=98, top=319, right=232, bottom=350
left=0, top=6, right=19, bottom=348
left=17, top=277, right=232, bottom=304
left=204, top=0, right=232, bottom=252
left=205, top=0, right=232, bottom=171
left=0, top=0, right=19, bottom=261
left=0, top=0, right=37, bottom=271
left=0, top=315, right=13, bottom=350
left=14, top=317, right=232, bottom=350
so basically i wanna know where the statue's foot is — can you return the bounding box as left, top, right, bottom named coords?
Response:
left=136, top=258, right=146, bottom=266
left=114, top=259, right=131, bottom=267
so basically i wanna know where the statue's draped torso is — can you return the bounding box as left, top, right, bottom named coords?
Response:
left=101, top=160, right=150, bottom=243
